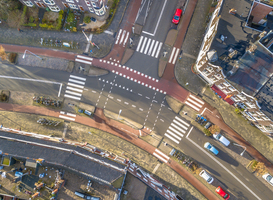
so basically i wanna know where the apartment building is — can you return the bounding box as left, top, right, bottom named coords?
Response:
left=20, top=0, right=106, bottom=16
left=195, top=0, right=273, bottom=135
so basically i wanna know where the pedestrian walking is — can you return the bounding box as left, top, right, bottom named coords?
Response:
left=17, top=28, right=22, bottom=32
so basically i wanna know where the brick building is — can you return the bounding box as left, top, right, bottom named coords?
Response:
left=19, top=0, right=107, bottom=17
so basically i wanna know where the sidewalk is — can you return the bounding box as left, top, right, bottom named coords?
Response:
left=0, top=102, right=218, bottom=200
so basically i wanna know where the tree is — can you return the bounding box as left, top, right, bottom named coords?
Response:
left=253, top=162, right=267, bottom=176
left=0, top=45, right=7, bottom=61
left=203, top=128, right=212, bottom=136
left=208, top=125, right=221, bottom=134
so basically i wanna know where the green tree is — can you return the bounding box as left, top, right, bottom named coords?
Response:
left=83, top=16, right=91, bottom=23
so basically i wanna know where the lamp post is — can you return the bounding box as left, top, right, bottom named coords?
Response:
left=233, top=143, right=246, bottom=156
left=22, top=50, right=43, bottom=60
left=118, top=109, right=122, bottom=120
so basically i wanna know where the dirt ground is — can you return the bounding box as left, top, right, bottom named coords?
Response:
left=120, top=173, right=147, bottom=200
left=9, top=91, right=34, bottom=105
left=0, top=111, right=64, bottom=137
left=58, top=171, right=117, bottom=200
left=165, top=95, right=184, bottom=114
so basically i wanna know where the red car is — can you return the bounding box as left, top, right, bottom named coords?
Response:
left=172, top=9, right=182, bottom=25
left=215, top=186, right=230, bottom=200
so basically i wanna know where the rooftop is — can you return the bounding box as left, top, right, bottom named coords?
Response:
left=210, top=0, right=259, bottom=59
left=228, top=41, right=273, bottom=96
left=0, top=134, right=125, bottom=184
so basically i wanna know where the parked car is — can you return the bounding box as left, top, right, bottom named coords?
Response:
left=213, top=133, right=230, bottom=146
left=215, top=186, right=230, bottom=199
left=172, top=9, right=182, bottom=24
left=199, top=170, right=214, bottom=184
left=204, top=122, right=212, bottom=129
left=262, top=173, right=273, bottom=186
left=204, top=142, right=219, bottom=155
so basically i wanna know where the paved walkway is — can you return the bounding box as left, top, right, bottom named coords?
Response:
left=0, top=103, right=218, bottom=200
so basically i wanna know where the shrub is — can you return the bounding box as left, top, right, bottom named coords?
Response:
left=203, top=128, right=212, bottom=137
left=83, top=16, right=91, bottom=23
left=0, top=94, right=7, bottom=102
left=20, top=5, right=28, bottom=25
left=23, top=23, right=37, bottom=27
left=252, top=161, right=267, bottom=176
left=67, top=11, right=74, bottom=23
left=29, top=16, right=34, bottom=23
left=39, top=23, right=48, bottom=28
left=42, top=19, right=47, bottom=23
left=56, top=10, right=64, bottom=30
left=73, top=27, right=77, bottom=32
left=0, top=45, right=7, bottom=61
left=235, top=108, right=241, bottom=114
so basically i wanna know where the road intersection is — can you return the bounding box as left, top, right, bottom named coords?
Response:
left=1, top=0, right=273, bottom=199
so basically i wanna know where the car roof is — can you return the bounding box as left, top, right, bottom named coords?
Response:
left=216, top=186, right=226, bottom=196
left=175, top=8, right=182, bottom=15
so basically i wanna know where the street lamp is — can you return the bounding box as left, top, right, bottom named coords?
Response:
left=22, top=50, right=43, bottom=60
left=233, top=143, right=246, bottom=156
left=117, top=109, right=122, bottom=120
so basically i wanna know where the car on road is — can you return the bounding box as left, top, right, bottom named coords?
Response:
left=172, top=9, right=182, bottom=24
left=215, top=186, right=230, bottom=199
left=213, top=133, right=230, bottom=146
left=204, top=142, right=219, bottom=155
left=199, top=170, right=214, bottom=184
left=262, top=173, right=273, bottom=186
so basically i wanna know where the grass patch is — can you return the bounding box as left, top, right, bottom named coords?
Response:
left=165, top=95, right=183, bottom=114
left=0, top=111, right=64, bottom=137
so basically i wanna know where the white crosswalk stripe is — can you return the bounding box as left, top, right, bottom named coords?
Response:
left=115, top=29, right=130, bottom=47
left=136, top=36, right=162, bottom=58
left=168, top=47, right=180, bottom=65
left=59, top=111, right=76, bottom=121
left=164, top=117, right=190, bottom=144
left=64, top=75, right=86, bottom=101
left=185, top=94, right=205, bottom=111
left=75, top=55, right=93, bottom=65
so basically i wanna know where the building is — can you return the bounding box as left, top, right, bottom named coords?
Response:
left=195, top=0, right=273, bottom=135
left=19, top=0, right=107, bottom=17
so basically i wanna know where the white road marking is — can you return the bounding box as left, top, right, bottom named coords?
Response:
left=67, top=82, right=84, bottom=89
left=144, top=38, right=151, bottom=54
left=172, top=48, right=180, bottom=64
left=59, top=115, right=75, bottom=121
left=151, top=41, right=159, bottom=57
left=140, top=37, right=147, bottom=53
left=153, top=153, right=168, bottom=163
left=136, top=36, right=143, bottom=52
left=75, top=58, right=92, bottom=65
left=66, top=86, right=83, bottom=93
left=186, top=127, right=262, bottom=200
left=65, top=90, right=82, bottom=97
left=155, top=42, right=163, bottom=58
left=175, top=116, right=190, bottom=126
left=68, top=79, right=85, bottom=85
left=169, top=47, right=176, bottom=63
left=164, top=134, right=179, bottom=144
left=189, top=94, right=204, bottom=104
left=148, top=40, right=155, bottom=55
left=185, top=101, right=200, bottom=111
left=64, top=94, right=81, bottom=100
left=76, top=55, right=93, bottom=62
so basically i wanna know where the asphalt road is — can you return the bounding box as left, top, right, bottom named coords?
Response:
left=0, top=1, right=273, bottom=199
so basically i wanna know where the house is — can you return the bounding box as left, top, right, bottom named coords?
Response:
left=19, top=0, right=107, bottom=17
left=195, top=0, right=273, bottom=135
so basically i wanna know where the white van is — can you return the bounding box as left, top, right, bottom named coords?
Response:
left=213, top=133, right=230, bottom=146
left=199, top=170, right=214, bottom=184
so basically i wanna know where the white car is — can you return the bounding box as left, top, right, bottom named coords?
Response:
left=263, top=173, right=273, bottom=186
left=199, top=170, right=214, bottom=184
left=213, top=133, right=230, bottom=146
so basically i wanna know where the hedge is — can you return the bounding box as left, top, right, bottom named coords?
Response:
left=56, top=10, right=64, bottom=30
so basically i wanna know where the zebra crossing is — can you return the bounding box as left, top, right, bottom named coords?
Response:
left=59, top=111, right=76, bottom=121
left=185, top=94, right=205, bottom=112
left=168, top=47, right=180, bottom=64
left=164, top=116, right=190, bottom=144
left=115, top=29, right=130, bottom=47
left=136, top=36, right=163, bottom=58
left=64, top=75, right=86, bottom=101
left=75, top=55, right=93, bottom=65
